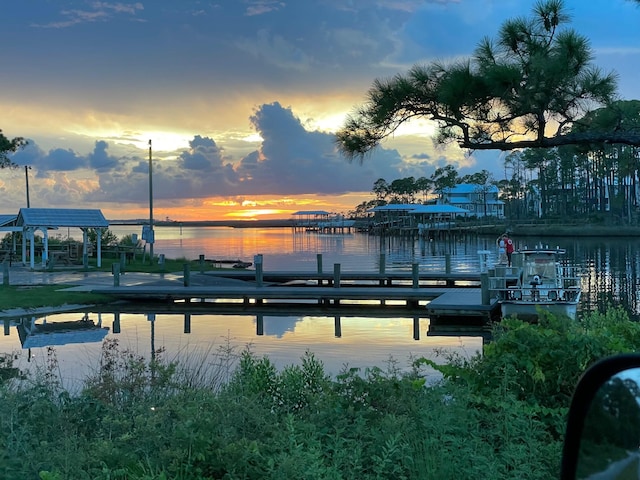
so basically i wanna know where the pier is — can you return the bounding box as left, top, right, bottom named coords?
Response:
left=94, top=255, right=500, bottom=323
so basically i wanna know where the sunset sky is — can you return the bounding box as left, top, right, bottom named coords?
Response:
left=2, top=0, right=640, bottom=221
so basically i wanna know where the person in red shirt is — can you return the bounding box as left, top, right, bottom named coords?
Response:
left=504, top=235, right=515, bottom=267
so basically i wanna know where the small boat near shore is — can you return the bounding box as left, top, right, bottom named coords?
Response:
left=211, top=259, right=253, bottom=269
left=489, top=244, right=581, bottom=321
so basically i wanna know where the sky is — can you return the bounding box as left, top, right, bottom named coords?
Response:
left=2, top=0, right=640, bottom=221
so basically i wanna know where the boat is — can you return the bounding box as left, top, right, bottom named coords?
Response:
left=212, top=258, right=252, bottom=269
left=489, top=244, right=581, bottom=321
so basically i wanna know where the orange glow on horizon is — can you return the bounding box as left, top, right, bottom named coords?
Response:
left=224, top=208, right=291, bottom=219
left=98, top=193, right=373, bottom=222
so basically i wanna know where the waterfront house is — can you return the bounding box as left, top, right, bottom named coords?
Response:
left=440, top=184, right=505, bottom=218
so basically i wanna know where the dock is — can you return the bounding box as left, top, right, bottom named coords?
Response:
left=201, top=270, right=481, bottom=287
left=95, top=255, right=501, bottom=323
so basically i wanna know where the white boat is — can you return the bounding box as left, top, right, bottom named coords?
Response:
left=489, top=245, right=581, bottom=321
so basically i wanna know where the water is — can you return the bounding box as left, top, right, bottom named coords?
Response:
left=2, top=226, right=637, bottom=388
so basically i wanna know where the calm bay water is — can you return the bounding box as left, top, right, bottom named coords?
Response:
left=1, top=226, right=638, bottom=388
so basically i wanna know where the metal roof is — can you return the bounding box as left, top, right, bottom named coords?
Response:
left=408, top=205, right=469, bottom=214
left=369, top=204, right=418, bottom=212
left=17, top=208, right=109, bottom=228
left=0, top=215, right=17, bottom=227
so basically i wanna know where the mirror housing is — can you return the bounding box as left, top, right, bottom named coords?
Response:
left=561, top=353, right=640, bottom=479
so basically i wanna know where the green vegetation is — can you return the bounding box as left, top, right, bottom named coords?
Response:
left=0, top=285, right=112, bottom=310
left=1, top=308, right=639, bottom=479
left=0, top=129, right=27, bottom=168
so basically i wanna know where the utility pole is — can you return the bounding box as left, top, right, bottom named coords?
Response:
left=25, top=165, right=30, bottom=207
left=148, top=139, right=154, bottom=260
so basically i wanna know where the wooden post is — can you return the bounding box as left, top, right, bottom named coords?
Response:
left=256, top=314, right=264, bottom=335
left=113, top=312, right=121, bottom=334
left=3, top=260, right=8, bottom=286
left=255, top=254, right=263, bottom=287
left=183, top=263, right=191, bottom=287
left=112, top=263, right=120, bottom=286
left=445, top=253, right=451, bottom=274
left=481, top=272, right=490, bottom=305
left=317, top=253, right=323, bottom=285
left=334, top=316, right=342, bottom=338
left=413, top=317, right=420, bottom=340
left=333, top=263, right=341, bottom=304
left=199, top=254, right=205, bottom=273
left=4, top=318, right=9, bottom=336
left=184, top=313, right=191, bottom=334
left=412, top=263, right=419, bottom=289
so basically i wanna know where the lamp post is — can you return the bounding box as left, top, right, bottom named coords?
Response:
left=148, top=140, right=154, bottom=260
left=25, top=165, right=31, bottom=208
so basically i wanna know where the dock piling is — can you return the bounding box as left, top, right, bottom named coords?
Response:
left=112, top=263, right=120, bottom=286
left=183, top=263, right=191, bottom=287
left=184, top=313, right=191, bottom=334
left=255, top=254, right=264, bottom=287
left=412, top=263, right=419, bottom=289
left=333, top=263, right=341, bottom=288
left=481, top=272, right=490, bottom=305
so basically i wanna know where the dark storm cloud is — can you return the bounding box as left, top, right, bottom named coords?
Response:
left=10, top=140, right=122, bottom=174
left=179, top=136, right=224, bottom=171
left=9, top=141, right=87, bottom=173
left=89, top=140, right=120, bottom=171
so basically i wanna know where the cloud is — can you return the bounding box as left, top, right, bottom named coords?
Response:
left=89, top=140, right=120, bottom=171
left=78, top=102, right=406, bottom=203
left=179, top=136, right=224, bottom=171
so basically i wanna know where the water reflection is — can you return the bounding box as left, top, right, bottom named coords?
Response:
left=15, top=313, right=109, bottom=349
left=1, top=305, right=486, bottom=387
left=106, top=225, right=640, bottom=318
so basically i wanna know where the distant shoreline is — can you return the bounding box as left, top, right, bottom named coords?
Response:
left=107, top=219, right=640, bottom=236
left=108, top=219, right=294, bottom=228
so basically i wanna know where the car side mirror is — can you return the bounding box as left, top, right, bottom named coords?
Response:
left=561, top=354, right=640, bottom=479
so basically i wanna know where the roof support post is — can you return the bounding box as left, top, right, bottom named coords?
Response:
left=41, top=227, right=49, bottom=268
left=95, top=228, right=102, bottom=268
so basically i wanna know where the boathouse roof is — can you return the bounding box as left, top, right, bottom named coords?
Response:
left=408, top=205, right=469, bottom=214
left=369, top=204, right=418, bottom=212
left=17, top=208, right=109, bottom=229
left=368, top=204, right=468, bottom=214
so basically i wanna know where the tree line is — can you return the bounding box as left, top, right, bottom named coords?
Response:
left=349, top=166, right=494, bottom=217
left=339, top=0, right=640, bottom=226
left=353, top=100, right=640, bottom=225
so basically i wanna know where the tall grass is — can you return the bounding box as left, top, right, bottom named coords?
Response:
left=1, top=307, right=638, bottom=479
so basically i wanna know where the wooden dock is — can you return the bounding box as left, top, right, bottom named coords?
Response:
left=202, top=270, right=481, bottom=287
left=98, top=259, right=500, bottom=323
left=92, top=283, right=500, bottom=323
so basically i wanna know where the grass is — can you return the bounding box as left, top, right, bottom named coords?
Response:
left=79, top=255, right=231, bottom=274
left=0, top=284, right=113, bottom=310
left=0, top=255, right=237, bottom=312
